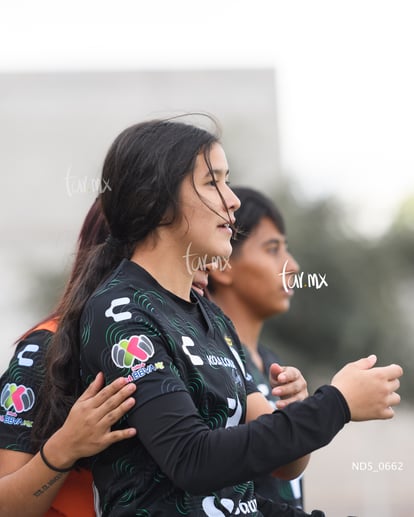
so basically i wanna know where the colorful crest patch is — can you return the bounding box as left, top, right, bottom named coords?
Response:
left=0, top=383, right=35, bottom=413
left=111, top=335, right=155, bottom=368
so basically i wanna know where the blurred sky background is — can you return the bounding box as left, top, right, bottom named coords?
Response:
left=1, top=0, right=414, bottom=235
left=1, top=1, right=413, bottom=515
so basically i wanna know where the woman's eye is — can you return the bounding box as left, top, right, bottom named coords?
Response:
left=268, top=247, right=279, bottom=255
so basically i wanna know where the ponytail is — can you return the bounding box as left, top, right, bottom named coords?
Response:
left=32, top=240, right=132, bottom=449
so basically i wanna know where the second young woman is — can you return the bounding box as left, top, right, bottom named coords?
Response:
left=0, top=199, right=137, bottom=517
left=35, top=119, right=403, bottom=517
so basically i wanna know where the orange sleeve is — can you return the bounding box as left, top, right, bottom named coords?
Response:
left=32, top=321, right=95, bottom=516
left=45, top=469, right=95, bottom=517
left=32, top=319, right=59, bottom=334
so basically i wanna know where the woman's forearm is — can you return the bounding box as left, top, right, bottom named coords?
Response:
left=0, top=444, right=70, bottom=517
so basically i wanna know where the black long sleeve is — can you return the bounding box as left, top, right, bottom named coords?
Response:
left=132, top=384, right=350, bottom=495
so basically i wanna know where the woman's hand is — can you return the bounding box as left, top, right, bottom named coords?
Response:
left=331, top=355, right=403, bottom=421
left=44, top=373, right=137, bottom=469
left=269, top=363, right=309, bottom=409
left=0, top=374, right=137, bottom=517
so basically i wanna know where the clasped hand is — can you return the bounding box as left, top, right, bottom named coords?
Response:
left=269, top=363, right=309, bottom=409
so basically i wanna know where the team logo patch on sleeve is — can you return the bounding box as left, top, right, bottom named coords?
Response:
left=17, top=343, right=40, bottom=367
left=105, top=297, right=132, bottom=322
left=111, top=335, right=155, bottom=368
left=0, top=383, right=35, bottom=413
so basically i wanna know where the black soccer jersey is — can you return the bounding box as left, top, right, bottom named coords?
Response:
left=0, top=329, right=52, bottom=453
left=80, top=259, right=350, bottom=517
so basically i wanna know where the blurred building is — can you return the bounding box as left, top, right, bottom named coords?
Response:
left=0, top=69, right=279, bottom=371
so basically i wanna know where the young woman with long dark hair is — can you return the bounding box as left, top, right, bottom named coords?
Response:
left=34, top=118, right=402, bottom=517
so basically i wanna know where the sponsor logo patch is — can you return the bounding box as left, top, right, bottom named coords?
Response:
left=111, top=335, right=155, bottom=368
left=0, top=383, right=35, bottom=413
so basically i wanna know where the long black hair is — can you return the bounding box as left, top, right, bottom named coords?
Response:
left=33, top=118, right=224, bottom=447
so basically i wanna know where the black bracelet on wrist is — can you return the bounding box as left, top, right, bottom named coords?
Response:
left=39, top=442, right=75, bottom=473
